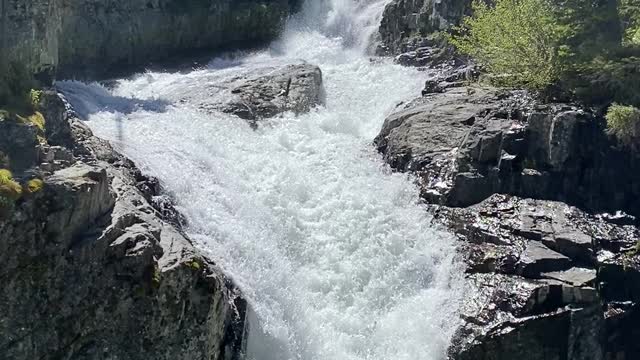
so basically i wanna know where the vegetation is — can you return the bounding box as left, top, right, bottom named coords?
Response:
left=620, top=0, right=640, bottom=44
left=573, top=52, right=640, bottom=107
left=186, top=258, right=202, bottom=271
left=606, top=103, right=640, bottom=147
left=450, top=0, right=567, bottom=90
left=452, top=0, right=639, bottom=107
left=0, top=169, right=23, bottom=217
left=24, top=179, right=45, bottom=194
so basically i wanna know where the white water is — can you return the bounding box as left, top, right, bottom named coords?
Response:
left=58, top=1, right=465, bottom=359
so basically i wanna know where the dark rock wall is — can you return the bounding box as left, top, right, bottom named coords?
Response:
left=0, top=93, right=246, bottom=359
left=375, top=85, right=640, bottom=218
left=0, top=0, right=296, bottom=80
left=377, top=0, right=472, bottom=54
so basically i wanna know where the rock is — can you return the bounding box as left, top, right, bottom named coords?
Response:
left=429, top=194, right=639, bottom=359
left=0, top=92, right=246, bottom=359
left=451, top=273, right=604, bottom=360
left=542, top=268, right=597, bottom=287
left=220, top=63, right=323, bottom=124
left=517, top=241, right=572, bottom=278
left=377, top=0, right=472, bottom=56
left=1, top=0, right=298, bottom=80
left=375, top=85, right=640, bottom=218
left=0, top=112, right=41, bottom=172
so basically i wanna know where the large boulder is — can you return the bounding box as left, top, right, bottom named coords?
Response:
left=219, top=63, right=324, bottom=124
left=374, top=85, right=640, bottom=218
left=0, top=92, right=246, bottom=359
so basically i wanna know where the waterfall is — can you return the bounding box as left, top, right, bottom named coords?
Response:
left=58, top=1, right=465, bottom=359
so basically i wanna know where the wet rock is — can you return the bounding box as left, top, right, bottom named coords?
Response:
left=451, top=273, right=604, bottom=360
left=220, top=63, right=323, bottom=124
left=375, top=85, right=640, bottom=218
left=429, top=194, right=639, bottom=360
left=0, top=92, right=245, bottom=359
left=517, top=241, right=572, bottom=278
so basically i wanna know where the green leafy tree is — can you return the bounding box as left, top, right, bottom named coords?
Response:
left=606, top=103, right=640, bottom=147
left=450, top=0, right=569, bottom=90
left=619, top=0, right=640, bottom=44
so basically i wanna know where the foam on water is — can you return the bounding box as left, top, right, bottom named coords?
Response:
left=58, top=1, right=466, bottom=359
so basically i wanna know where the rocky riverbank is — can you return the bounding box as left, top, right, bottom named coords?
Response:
left=374, top=76, right=640, bottom=360
left=374, top=1, right=640, bottom=358
left=0, top=2, right=309, bottom=358
left=0, top=91, right=247, bottom=359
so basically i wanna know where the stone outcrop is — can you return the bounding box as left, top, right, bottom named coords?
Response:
left=0, top=0, right=298, bottom=81
left=374, top=84, right=640, bottom=359
left=433, top=194, right=640, bottom=359
left=0, top=92, right=246, bottom=359
left=375, top=85, right=640, bottom=218
left=218, top=63, right=324, bottom=125
left=377, top=0, right=472, bottom=56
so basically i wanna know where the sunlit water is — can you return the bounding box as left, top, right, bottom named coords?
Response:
left=58, top=1, right=465, bottom=359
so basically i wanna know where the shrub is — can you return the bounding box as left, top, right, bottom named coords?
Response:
left=24, top=178, right=44, bottom=194
left=0, top=169, right=23, bottom=216
left=450, top=0, right=567, bottom=90
left=606, top=103, right=640, bottom=147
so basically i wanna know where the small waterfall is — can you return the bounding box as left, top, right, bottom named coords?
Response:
left=58, top=1, right=466, bottom=359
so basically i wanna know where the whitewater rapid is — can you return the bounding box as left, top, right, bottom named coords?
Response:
left=58, top=1, right=465, bottom=359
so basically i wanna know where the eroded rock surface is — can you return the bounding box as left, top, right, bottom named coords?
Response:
left=0, top=92, right=245, bottom=359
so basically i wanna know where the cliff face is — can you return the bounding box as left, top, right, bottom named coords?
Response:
left=377, top=0, right=472, bottom=54
left=0, top=93, right=246, bottom=359
left=0, top=0, right=295, bottom=80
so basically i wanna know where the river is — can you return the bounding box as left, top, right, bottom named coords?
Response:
left=58, top=1, right=465, bottom=359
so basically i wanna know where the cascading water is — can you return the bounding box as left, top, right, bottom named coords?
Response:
left=58, top=1, right=466, bottom=359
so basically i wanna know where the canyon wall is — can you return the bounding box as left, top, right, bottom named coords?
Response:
left=0, top=0, right=296, bottom=80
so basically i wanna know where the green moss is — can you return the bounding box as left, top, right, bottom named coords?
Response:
left=0, top=169, right=23, bottom=217
left=606, top=103, right=640, bottom=147
left=15, top=111, right=46, bottom=143
left=0, top=169, right=23, bottom=201
left=186, top=259, right=202, bottom=271
left=24, top=178, right=44, bottom=194
left=29, top=90, right=43, bottom=109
